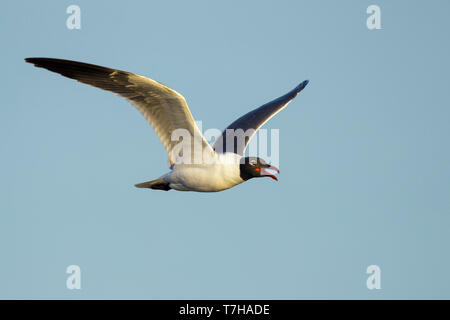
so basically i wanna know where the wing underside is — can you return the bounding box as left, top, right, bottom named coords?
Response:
left=25, top=57, right=214, bottom=166
left=213, top=80, right=309, bottom=155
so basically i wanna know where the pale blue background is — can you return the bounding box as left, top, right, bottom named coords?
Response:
left=1, top=0, right=449, bottom=299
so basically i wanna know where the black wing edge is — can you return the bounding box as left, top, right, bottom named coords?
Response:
left=213, top=80, right=309, bottom=155
left=24, top=57, right=120, bottom=79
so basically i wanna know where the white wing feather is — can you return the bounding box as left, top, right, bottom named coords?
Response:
left=25, top=58, right=214, bottom=166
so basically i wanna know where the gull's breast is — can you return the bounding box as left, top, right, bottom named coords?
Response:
left=168, top=155, right=244, bottom=192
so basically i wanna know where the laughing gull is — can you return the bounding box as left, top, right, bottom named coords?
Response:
left=25, top=58, right=308, bottom=192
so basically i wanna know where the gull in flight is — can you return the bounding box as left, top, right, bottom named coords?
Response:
left=25, top=58, right=309, bottom=192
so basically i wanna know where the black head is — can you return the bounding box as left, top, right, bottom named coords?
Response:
left=239, top=157, right=280, bottom=181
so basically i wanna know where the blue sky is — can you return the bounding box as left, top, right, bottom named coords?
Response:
left=1, top=0, right=449, bottom=299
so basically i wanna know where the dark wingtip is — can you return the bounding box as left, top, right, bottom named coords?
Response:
left=25, top=57, right=48, bottom=67
left=296, top=80, right=309, bottom=93
left=25, top=57, right=38, bottom=63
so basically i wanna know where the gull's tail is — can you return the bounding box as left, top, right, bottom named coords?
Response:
left=135, top=178, right=171, bottom=191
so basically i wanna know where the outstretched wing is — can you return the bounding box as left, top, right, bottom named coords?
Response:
left=213, top=80, right=309, bottom=155
left=25, top=58, right=214, bottom=166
